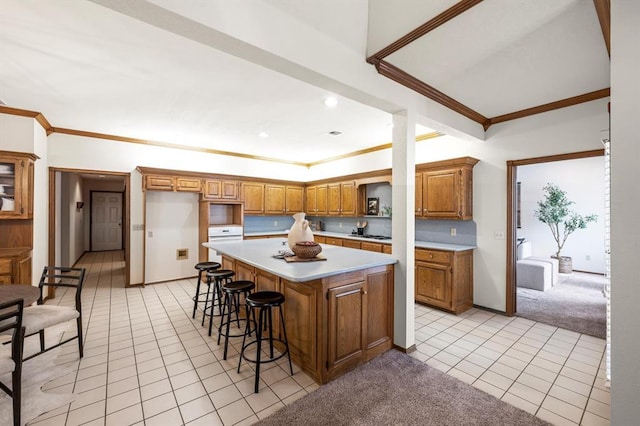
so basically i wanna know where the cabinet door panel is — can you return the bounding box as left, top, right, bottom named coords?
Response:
left=328, top=281, right=365, bottom=371
left=235, top=260, right=254, bottom=282
left=145, top=175, right=174, bottom=191
left=175, top=177, right=202, bottom=192
left=241, top=183, right=265, bottom=214
left=265, top=184, right=286, bottom=214
left=286, top=186, right=304, bottom=214
left=361, top=242, right=382, bottom=252
left=342, top=239, right=361, bottom=249
left=366, top=270, right=392, bottom=351
left=423, top=170, right=460, bottom=218
left=316, top=185, right=328, bottom=214
left=305, top=186, right=317, bottom=214
left=282, top=280, right=317, bottom=372
left=340, top=181, right=356, bottom=216
left=327, top=184, right=341, bottom=215
left=415, top=261, right=452, bottom=309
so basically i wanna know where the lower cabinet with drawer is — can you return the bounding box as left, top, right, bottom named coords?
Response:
left=0, top=248, right=32, bottom=285
left=415, top=247, right=473, bottom=314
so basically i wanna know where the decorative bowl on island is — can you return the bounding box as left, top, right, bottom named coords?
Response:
left=291, top=241, right=322, bottom=258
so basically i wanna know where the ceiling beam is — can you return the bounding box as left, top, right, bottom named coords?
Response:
left=486, top=88, right=611, bottom=129
left=374, top=60, right=489, bottom=127
left=593, top=0, right=610, bottom=57
left=367, top=0, right=484, bottom=64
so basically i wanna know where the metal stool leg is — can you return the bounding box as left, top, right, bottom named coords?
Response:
left=192, top=270, right=202, bottom=318
left=279, top=304, right=294, bottom=375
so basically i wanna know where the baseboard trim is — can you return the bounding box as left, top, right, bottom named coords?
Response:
left=393, top=344, right=417, bottom=354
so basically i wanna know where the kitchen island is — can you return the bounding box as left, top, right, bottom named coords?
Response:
left=203, top=239, right=396, bottom=384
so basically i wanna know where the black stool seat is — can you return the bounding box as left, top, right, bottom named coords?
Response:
left=246, top=291, right=284, bottom=307
left=195, top=261, right=221, bottom=271
left=239, top=290, right=293, bottom=393
left=191, top=262, right=221, bottom=319
left=215, top=280, right=256, bottom=359
left=201, top=269, right=235, bottom=326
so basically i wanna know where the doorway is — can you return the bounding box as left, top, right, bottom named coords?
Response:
left=91, top=191, right=123, bottom=251
left=506, top=149, right=605, bottom=316
left=506, top=150, right=606, bottom=337
left=49, top=168, right=131, bottom=285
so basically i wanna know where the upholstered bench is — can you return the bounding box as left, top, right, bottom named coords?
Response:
left=516, top=259, right=552, bottom=291
left=524, top=256, right=559, bottom=285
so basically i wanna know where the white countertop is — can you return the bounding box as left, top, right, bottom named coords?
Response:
left=203, top=239, right=397, bottom=283
left=242, top=230, right=476, bottom=252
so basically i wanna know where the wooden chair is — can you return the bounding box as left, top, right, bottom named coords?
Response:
left=0, top=298, right=25, bottom=426
left=22, top=266, right=86, bottom=361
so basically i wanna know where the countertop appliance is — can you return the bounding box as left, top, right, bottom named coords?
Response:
left=208, top=225, right=243, bottom=263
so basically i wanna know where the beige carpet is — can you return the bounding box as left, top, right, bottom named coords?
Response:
left=257, top=350, right=550, bottom=425
left=0, top=327, right=76, bottom=426
left=517, top=271, right=607, bottom=338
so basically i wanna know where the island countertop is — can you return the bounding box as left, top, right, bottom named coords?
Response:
left=203, top=239, right=397, bottom=283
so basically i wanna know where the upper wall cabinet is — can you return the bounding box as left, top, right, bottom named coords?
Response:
left=416, top=157, right=478, bottom=220
left=241, top=182, right=265, bottom=214
left=143, top=174, right=202, bottom=193
left=250, top=183, right=304, bottom=215
left=306, top=184, right=328, bottom=216
left=203, top=179, right=238, bottom=200
left=327, top=181, right=356, bottom=216
left=0, top=151, right=36, bottom=219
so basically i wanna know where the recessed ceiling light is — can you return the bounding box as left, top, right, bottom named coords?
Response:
left=98, top=175, right=106, bottom=178
left=329, top=131, right=342, bottom=136
left=324, top=97, right=338, bottom=108
left=258, top=132, right=269, bottom=138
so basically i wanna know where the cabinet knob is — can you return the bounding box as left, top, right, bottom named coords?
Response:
left=362, top=290, right=367, bottom=295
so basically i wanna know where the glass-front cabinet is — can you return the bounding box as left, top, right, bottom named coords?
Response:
left=0, top=151, right=36, bottom=219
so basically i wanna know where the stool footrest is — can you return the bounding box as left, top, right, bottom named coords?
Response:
left=240, top=339, right=289, bottom=365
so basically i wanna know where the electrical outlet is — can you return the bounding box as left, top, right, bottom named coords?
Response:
left=148, top=231, right=153, bottom=238
left=339, top=223, right=343, bottom=228
left=450, top=227, right=456, bottom=236
left=586, top=255, right=591, bottom=261
left=133, top=224, right=144, bottom=231
left=274, top=221, right=278, bottom=227
left=494, top=231, right=505, bottom=240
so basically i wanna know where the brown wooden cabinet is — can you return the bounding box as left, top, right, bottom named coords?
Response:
left=144, top=174, right=202, bottom=192
left=0, top=248, right=32, bottom=285
left=306, top=184, right=328, bottom=216
left=241, top=182, right=265, bottom=214
left=203, top=179, right=238, bottom=200
left=415, top=157, right=478, bottom=220
left=264, top=184, right=304, bottom=215
left=0, top=151, right=36, bottom=219
left=415, top=248, right=473, bottom=314
left=223, top=254, right=393, bottom=384
left=342, top=239, right=361, bottom=249
left=326, top=265, right=393, bottom=381
left=328, top=181, right=356, bottom=216
left=324, top=236, right=343, bottom=246
left=361, top=241, right=383, bottom=252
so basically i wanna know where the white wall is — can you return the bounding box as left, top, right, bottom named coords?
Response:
left=517, top=158, right=605, bottom=273
left=47, top=133, right=308, bottom=284
left=60, top=173, right=85, bottom=267
left=145, top=191, right=199, bottom=283
left=31, top=120, right=48, bottom=283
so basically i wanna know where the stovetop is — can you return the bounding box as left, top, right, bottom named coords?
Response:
left=360, top=235, right=391, bottom=240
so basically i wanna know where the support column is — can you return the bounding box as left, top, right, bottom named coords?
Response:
left=391, top=110, right=416, bottom=351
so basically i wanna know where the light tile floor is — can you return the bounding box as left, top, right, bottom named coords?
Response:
left=28, top=250, right=609, bottom=425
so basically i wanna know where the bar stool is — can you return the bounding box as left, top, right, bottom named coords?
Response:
left=202, top=269, right=235, bottom=327
left=238, top=291, right=293, bottom=393
left=191, top=262, right=221, bottom=319
left=215, top=280, right=256, bottom=359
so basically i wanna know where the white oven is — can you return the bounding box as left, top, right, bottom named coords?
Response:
left=208, top=225, right=244, bottom=263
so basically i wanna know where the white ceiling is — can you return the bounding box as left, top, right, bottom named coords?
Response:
left=0, top=1, right=609, bottom=164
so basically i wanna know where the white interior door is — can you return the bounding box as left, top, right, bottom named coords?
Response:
left=92, top=192, right=123, bottom=251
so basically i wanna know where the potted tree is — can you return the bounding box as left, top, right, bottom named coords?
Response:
left=534, top=183, right=597, bottom=273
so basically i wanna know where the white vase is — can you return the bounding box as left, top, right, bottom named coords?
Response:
left=287, top=212, right=314, bottom=248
